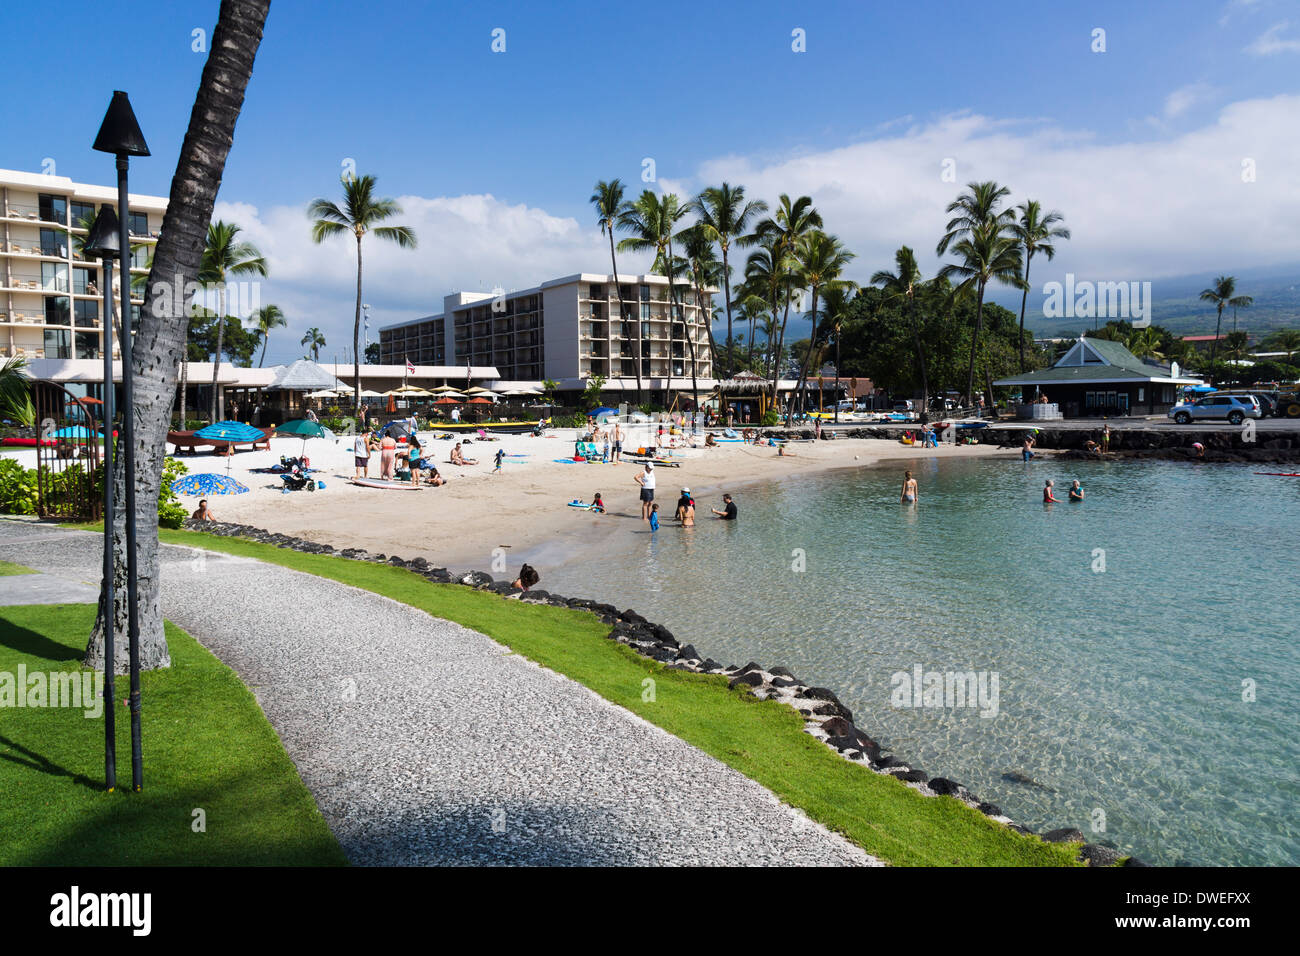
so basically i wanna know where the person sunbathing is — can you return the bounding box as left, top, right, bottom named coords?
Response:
left=449, top=442, right=477, bottom=466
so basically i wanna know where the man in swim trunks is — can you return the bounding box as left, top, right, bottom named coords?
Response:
left=900, top=470, right=918, bottom=504
left=611, top=422, right=623, bottom=464
left=1022, top=436, right=1036, bottom=461
left=354, top=431, right=371, bottom=478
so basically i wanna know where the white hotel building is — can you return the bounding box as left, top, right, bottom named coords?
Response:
left=379, top=273, right=718, bottom=395
left=0, top=167, right=166, bottom=362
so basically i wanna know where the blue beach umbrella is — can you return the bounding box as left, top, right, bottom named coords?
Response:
left=195, top=420, right=265, bottom=442
left=170, top=473, right=249, bottom=496
left=52, top=425, right=101, bottom=441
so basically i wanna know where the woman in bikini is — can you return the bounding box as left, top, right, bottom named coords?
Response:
left=900, top=470, right=918, bottom=505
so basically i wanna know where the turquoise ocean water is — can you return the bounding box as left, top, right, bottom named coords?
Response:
left=545, top=456, right=1300, bottom=866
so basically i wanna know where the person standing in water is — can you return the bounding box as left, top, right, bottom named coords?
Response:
left=1068, top=480, right=1084, bottom=501
left=634, top=461, right=655, bottom=521
left=1043, top=479, right=1060, bottom=503
left=900, top=470, right=918, bottom=504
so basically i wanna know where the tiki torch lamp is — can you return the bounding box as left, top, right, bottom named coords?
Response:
left=83, top=203, right=120, bottom=792
left=93, top=91, right=150, bottom=792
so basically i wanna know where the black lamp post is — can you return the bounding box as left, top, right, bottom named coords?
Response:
left=83, top=204, right=120, bottom=792
left=93, top=91, right=149, bottom=793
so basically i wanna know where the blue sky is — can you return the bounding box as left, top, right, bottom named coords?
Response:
left=3, top=0, right=1297, bottom=362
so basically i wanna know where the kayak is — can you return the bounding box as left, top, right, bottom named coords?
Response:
left=350, top=478, right=423, bottom=490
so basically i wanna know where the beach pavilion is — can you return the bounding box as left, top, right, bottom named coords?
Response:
left=994, top=336, right=1202, bottom=417
left=260, top=359, right=350, bottom=421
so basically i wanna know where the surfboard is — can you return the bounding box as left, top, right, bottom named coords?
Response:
left=350, top=478, right=423, bottom=490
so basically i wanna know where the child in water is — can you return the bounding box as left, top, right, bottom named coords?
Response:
left=648, top=502, right=659, bottom=531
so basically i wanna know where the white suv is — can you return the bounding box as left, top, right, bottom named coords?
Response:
left=1168, top=394, right=1261, bottom=425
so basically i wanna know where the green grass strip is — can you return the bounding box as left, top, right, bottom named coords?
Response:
left=0, top=560, right=36, bottom=576
left=153, top=527, right=1081, bottom=866
left=0, top=603, right=346, bottom=866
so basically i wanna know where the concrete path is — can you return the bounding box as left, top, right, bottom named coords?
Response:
left=0, top=521, right=877, bottom=866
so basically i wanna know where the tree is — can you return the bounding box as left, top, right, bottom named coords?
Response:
left=1262, top=329, right=1300, bottom=363
left=0, top=355, right=34, bottom=426
left=581, top=374, right=605, bottom=408
left=364, top=342, right=381, bottom=364
left=754, top=195, right=822, bottom=408
left=310, top=174, right=416, bottom=413
left=678, top=223, right=723, bottom=416
left=743, top=232, right=795, bottom=383
left=818, top=285, right=854, bottom=423
left=590, top=179, right=639, bottom=406
left=732, top=291, right=769, bottom=372
left=938, top=195, right=1023, bottom=407
left=300, top=327, right=326, bottom=361
left=199, top=220, right=266, bottom=420
left=87, top=0, right=271, bottom=673
left=617, top=191, right=684, bottom=396
left=872, top=246, right=931, bottom=415
left=1127, top=325, right=1166, bottom=360
left=789, top=231, right=856, bottom=424
left=250, top=303, right=286, bottom=367
left=688, top=183, right=767, bottom=378
left=1198, top=276, right=1251, bottom=378
left=188, top=306, right=260, bottom=367
left=1011, top=200, right=1069, bottom=370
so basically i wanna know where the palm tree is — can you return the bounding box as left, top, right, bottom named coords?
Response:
left=199, top=221, right=266, bottom=420
left=744, top=234, right=795, bottom=385
left=756, top=313, right=779, bottom=377
left=1011, top=200, right=1069, bottom=371
left=300, top=327, right=326, bottom=361
left=1127, top=326, right=1165, bottom=360
left=1268, top=329, right=1300, bottom=363
left=755, top=195, right=823, bottom=409
left=872, top=245, right=931, bottom=416
left=251, top=303, right=286, bottom=367
left=88, top=0, right=271, bottom=674
left=678, top=223, right=723, bottom=417
left=590, top=179, right=639, bottom=407
left=0, top=355, right=33, bottom=426
left=617, top=191, right=689, bottom=405
left=689, top=184, right=767, bottom=378
left=818, top=285, right=854, bottom=423
left=937, top=182, right=1020, bottom=406
left=732, top=290, right=769, bottom=372
left=310, top=174, right=416, bottom=413
left=789, top=231, right=855, bottom=424
left=1199, top=276, right=1251, bottom=377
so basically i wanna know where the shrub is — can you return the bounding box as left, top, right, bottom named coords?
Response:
left=158, top=457, right=189, bottom=529
left=762, top=408, right=780, bottom=426
left=0, top=458, right=38, bottom=515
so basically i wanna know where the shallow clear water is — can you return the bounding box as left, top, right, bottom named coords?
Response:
left=545, top=456, right=1300, bottom=866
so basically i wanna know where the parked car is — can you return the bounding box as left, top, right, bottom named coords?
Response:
left=1234, top=390, right=1278, bottom=417
left=1168, top=394, right=1261, bottom=425
left=892, top=399, right=914, bottom=413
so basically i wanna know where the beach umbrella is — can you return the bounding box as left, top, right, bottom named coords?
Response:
left=430, top=384, right=463, bottom=394
left=434, top=396, right=463, bottom=405
left=466, top=397, right=492, bottom=404
left=384, top=385, right=432, bottom=396
left=276, top=417, right=330, bottom=457
left=52, top=425, right=100, bottom=441
left=170, top=473, right=249, bottom=496
left=306, top=389, right=338, bottom=399
left=195, top=420, right=264, bottom=442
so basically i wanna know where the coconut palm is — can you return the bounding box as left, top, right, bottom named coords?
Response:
left=1127, top=326, right=1165, bottom=360
left=938, top=220, right=1024, bottom=408
left=88, top=0, right=271, bottom=674
left=754, top=195, right=823, bottom=408
left=688, top=184, right=767, bottom=378
left=1267, top=329, right=1300, bottom=363
left=590, top=179, right=639, bottom=406
left=310, top=174, right=417, bottom=413
left=0, top=355, right=33, bottom=426
left=199, top=220, right=266, bottom=420
left=937, top=182, right=1020, bottom=406
left=676, top=224, right=717, bottom=417
left=1199, top=276, right=1251, bottom=376
left=617, top=191, right=690, bottom=401
left=872, top=245, right=931, bottom=415
left=743, top=233, right=796, bottom=386
left=732, top=291, right=770, bottom=372
left=1011, top=200, right=1069, bottom=371
left=251, top=303, right=286, bottom=367
left=300, top=327, right=326, bottom=361
left=788, top=231, right=855, bottom=424
left=818, top=285, right=854, bottom=423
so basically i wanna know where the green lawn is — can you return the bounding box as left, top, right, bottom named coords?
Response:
left=0, top=560, right=35, bottom=576
left=0, top=604, right=346, bottom=866
left=145, top=527, right=1082, bottom=866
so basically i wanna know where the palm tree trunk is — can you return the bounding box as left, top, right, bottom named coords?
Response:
left=833, top=328, right=841, bottom=424
left=965, top=282, right=987, bottom=408
left=1209, top=305, right=1223, bottom=379
left=746, top=313, right=756, bottom=370
left=721, top=245, right=733, bottom=378
left=790, top=286, right=820, bottom=426
left=1017, top=253, right=1033, bottom=372
left=354, top=234, right=363, bottom=414
left=87, top=0, right=270, bottom=672
left=772, top=292, right=793, bottom=417
left=258, top=330, right=268, bottom=367
left=609, top=231, right=640, bottom=408
left=178, top=344, right=188, bottom=427
left=211, top=284, right=226, bottom=420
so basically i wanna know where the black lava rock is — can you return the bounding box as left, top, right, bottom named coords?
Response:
left=769, top=666, right=795, bottom=679
left=928, top=778, right=972, bottom=799
left=458, top=570, right=494, bottom=588
left=1078, top=844, right=1123, bottom=867
left=976, top=802, right=1004, bottom=817
left=677, top=644, right=699, bottom=661
left=892, top=768, right=929, bottom=784
left=622, top=609, right=648, bottom=624
left=729, top=671, right=764, bottom=689
left=811, top=700, right=854, bottom=723
left=820, top=716, right=854, bottom=737
left=1043, top=828, right=1086, bottom=844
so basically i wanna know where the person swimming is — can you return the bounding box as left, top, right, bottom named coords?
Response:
left=900, top=470, right=918, bottom=504
left=1043, top=479, right=1060, bottom=503
left=1068, top=480, right=1084, bottom=501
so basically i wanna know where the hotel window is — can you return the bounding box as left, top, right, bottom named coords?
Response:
left=640, top=303, right=650, bottom=320
left=38, top=193, right=67, bottom=224
left=128, top=211, right=149, bottom=236
left=672, top=361, right=684, bottom=377
left=74, top=300, right=98, bottom=327
left=42, top=263, right=69, bottom=292
left=1084, top=392, right=1096, bottom=410
left=73, top=268, right=94, bottom=295
left=43, top=329, right=71, bottom=358
left=70, top=201, right=95, bottom=227
left=40, top=228, right=67, bottom=258
left=130, top=244, right=150, bottom=270
left=75, top=331, right=100, bottom=359
left=45, top=296, right=70, bottom=325
left=640, top=284, right=650, bottom=301
left=641, top=321, right=651, bottom=340
left=588, top=284, right=602, bottom=299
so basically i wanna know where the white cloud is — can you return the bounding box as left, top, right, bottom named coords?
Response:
left=1246, top=21, right=1300, bottom=55
left=220, top=94, right=1300, bottom=363
left=1163, top=83, right=1216, bottom=119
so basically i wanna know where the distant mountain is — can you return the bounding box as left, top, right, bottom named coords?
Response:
left=990, top=263, right=1300, bottom=339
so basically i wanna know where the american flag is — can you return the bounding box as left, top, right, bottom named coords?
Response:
left=405, top=357, right=415, bottom=375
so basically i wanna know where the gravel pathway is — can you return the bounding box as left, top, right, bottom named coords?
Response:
left=0, top=521, right=878, bottom=866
